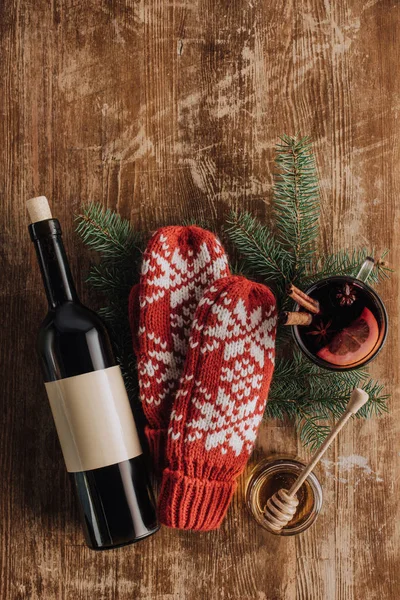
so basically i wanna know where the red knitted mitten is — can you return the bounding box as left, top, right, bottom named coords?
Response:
left=129, top=226, right=231, bottom=471
left=158, top=275, right=277, bottom=530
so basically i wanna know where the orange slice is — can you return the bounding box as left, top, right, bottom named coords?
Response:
left=317, top=307, right=379, bottom=366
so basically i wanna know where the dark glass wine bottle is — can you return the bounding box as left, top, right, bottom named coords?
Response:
left=27, top=196, right=159, bottom=550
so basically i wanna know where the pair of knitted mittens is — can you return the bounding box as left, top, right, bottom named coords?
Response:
left=129, top=226, right=277, bottom=531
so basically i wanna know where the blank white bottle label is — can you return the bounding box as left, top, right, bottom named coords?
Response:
left=45, top=366, right=142, bottom=472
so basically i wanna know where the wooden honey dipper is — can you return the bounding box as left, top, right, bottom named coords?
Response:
left=263, top=388, right=369, bottom=533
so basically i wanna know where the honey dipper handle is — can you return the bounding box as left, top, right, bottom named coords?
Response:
left=288, top=388, right=369, bottom=497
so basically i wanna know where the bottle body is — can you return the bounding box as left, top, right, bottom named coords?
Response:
left=30, top=218, right=159, bottom=550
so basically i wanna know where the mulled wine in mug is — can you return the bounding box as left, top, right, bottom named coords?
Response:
left=291, top=258, right=388, bottom=371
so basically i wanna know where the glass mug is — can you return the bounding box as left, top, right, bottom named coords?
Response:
left=292, top=258, right=388, bottom=371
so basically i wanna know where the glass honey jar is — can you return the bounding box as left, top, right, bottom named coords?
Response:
left=246, top=457, right=323, bottom=535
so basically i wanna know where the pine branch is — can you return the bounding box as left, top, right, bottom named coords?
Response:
left=266, top=382, right=388, bottom=451
left=303, top=248, right=391, bottom=287
left=271, top=352, right=367, bottom=396
left=354, top=380, right=389, bottom=418
left=227, top=135, right=321, bottom=296
left=229, top=258, right=249, bottom=277
left=267, top=351, right=389, bottom=449
left=75, top=203, right=143, bottom=263
left=273, top=135, right=320, bottom=278
left=87, top=262, right=137, bottom=295
left=225, top=211, right=292, bottom=299
left=296, top=415, right=330, bottom=453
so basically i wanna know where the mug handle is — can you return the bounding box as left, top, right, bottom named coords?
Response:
left=356, top=257, right=375, bottom=283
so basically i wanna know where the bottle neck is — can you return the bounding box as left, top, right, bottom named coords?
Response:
left=29, top=219, right=79, bottom=309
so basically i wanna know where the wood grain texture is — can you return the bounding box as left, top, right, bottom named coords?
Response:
left=0, top=1, right=399, bottom=598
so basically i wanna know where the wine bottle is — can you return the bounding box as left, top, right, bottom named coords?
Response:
left=27, top=196, right=159, bottom=550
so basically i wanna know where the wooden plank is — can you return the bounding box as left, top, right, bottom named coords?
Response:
left=0, top=0, right=399, bottom=598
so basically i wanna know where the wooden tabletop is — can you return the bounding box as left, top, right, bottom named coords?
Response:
left=1, top=1, right=399, bottom=599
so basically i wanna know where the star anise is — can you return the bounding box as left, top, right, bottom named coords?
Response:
left=306, top=319, right=332, bottom=343
left=336, top=282, right=356, bottom=307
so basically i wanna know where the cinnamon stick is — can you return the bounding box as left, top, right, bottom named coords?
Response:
left=279, top=311, right=313, bottom=326
left=287, top=284, right=320, bottom=314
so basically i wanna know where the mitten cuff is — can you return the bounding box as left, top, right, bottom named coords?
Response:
left=158, top=468, right=237, bottom=531
left=145, top=426, right=167, bottom=474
